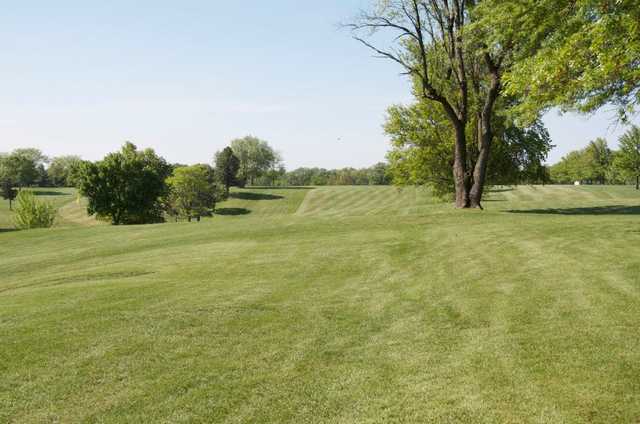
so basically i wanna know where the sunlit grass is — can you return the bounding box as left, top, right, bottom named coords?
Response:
left=1, top=185, right=640, bottom=422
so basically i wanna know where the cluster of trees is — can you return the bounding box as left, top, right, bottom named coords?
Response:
left=350, top=0, right=640, bottom=207
left=1, top=136, right=283, bottom=227
left=75, top=137, right=281, bottom=225
left=0, top=149, right=84, bottom=208
left=284, top=163, right=390, bottom=186
left=550, top=127, right=640, bottom=188
left=1, top=136, right=395, bottom=227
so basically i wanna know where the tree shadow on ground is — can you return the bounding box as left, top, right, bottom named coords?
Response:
left=508, top=205, right=640, bottom=215
left=230, top=192, right=284, bottom=201
left=488, top=187, right=514, bottom=193
left=0, top=228, right=18, bottom=233
left=248, top=186, right=314, bottom=190
left=34, top=190, right=69, bottom=196
left=215, top=208, right=251, bottom=216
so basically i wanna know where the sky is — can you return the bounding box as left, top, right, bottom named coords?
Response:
left=1, top=0, right=638, bottom=169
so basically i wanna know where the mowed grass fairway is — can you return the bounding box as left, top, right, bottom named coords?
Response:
left=2, top=186, right=640, bottom=423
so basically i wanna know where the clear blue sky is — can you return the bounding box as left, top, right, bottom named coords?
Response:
left=1, top=1, right=637, bottom=168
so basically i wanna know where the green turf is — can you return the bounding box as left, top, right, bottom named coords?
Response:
left=1, top=185, right=640, bottom=423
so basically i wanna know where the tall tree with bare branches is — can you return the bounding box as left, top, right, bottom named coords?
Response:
left=348, top=0, right=506, bottom=208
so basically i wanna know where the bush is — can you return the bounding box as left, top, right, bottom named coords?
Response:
left=14, top=190, right=56, bottom=229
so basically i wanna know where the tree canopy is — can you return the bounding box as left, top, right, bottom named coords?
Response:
left=478, top=0, right=640, bottom=121
left=0, top=148, right=48, bottom=187
left=614, top=126, right=640, bottom=189
left=214, top=147, right=241, bottom=197
left=77, top=142, right=171, bottom=225
left=384, top=99, right=553, bottom=196
left=230, top=136, right=281, bottom=186
left=47, top=155, right=83, bottom=187
left=166, top=164, right=221, bottom=221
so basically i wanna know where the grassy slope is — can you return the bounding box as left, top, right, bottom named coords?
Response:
left=1, top=185, right=640, bottom=423
left=0, top=187, right=102, bottom=230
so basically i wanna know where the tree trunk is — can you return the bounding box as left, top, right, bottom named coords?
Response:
left=469, top=54, right=501, bottom=209
left=636, top=175, right=639, bottom=190
left=469, top=119, right=491, bottom=209
left=452, top=123, right=470, bottom=208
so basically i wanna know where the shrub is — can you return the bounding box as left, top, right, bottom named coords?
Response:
left=14, top=190, right=56, bottom=229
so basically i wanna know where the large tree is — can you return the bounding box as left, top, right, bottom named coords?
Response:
left=214, top=147, right=240, bottom=197
left=230, top=136, right=280, bottom=187
left=615, top=126, right=640, bottom=189
left=350, top=0, right=509, bottom=208
left=77, top=142, right=171, bottom=225
left=385, top=99, right=552, bottom=196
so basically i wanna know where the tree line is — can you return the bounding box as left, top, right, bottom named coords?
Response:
left=550, top=126, right=640, bottom=188
left=269, top=163, right=390, bottom=187
left=0, top=136, right=394, bottom=227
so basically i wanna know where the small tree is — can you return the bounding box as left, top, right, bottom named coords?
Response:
left=14, top=190, right=56, bottom=229
left=616, top=126, right=640, bottom=190
left=166, top=164, right=221, bottom=222
left=1, top=178, right=17, bottom=210
left=77, top=142, right=171, bottom=225
left=584, top=138, right=611, bottom=185
left=214, top=147, right=240, bottom=198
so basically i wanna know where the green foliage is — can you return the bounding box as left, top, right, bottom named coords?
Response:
left=0, top=178, right=18, bottom=210
left=13, top=189, right=56, bottom=229
left=214, top=147, right=240, bottom=197
left=481, top=0, right=640, bottom=121
left=615, top=125, right=640, bottom=188
left=0, top=148, right=48, bottom=187
left=165, top=164, right=222, bottom=221
left=230, top=136, right=281, bottom=186
left=47, top=155, right=83, bottom=187
left=77, top=142, right=171, bottom=225
left=384, top=100, right=553, bottom=197
left=550, top=138, right=615, bottom=184
left=385, top=102, right=454, bottom=197
left=284, top=164, right=391, bottom=187
left=253, top=166, right=287, bottom=187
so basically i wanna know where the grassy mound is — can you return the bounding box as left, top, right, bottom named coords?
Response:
left=1, top=185, right=640, bottom=422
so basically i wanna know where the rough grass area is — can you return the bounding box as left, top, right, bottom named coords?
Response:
left=1, top=185, right=640, bottom=423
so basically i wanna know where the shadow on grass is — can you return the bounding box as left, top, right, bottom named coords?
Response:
left=216, top=208, right=251, bottom=216
left=245, top=186, right=314, bottom=191
left=508, top=205, right=640, bottom=215
left=488, top=187, right=514, bottom=193
left=0, top=228, right=18, bottom=233
left=230, top=192, right=284, bottom=201
left=34, top=190, right=70, bottom=196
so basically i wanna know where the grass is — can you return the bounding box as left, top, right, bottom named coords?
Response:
left=1, top=185, right=640, bottom=422
left=0, top=187, right=102, bottom=230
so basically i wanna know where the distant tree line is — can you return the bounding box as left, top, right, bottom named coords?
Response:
left=1, top=135, right=396, bottom=228
left=282, top=163, right=390, bottom=187
left=550, top=126, right=640, bottom=188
